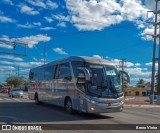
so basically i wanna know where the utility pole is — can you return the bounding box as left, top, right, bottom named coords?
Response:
left=147, top=0, right=160, bottom=104
left=157, top=1, right=160, bottom=105
left=44, top=45, right=46, bottom=64
left=119, top=59, right=126, bottom=91
left=17, top=65, right=19, bottom=77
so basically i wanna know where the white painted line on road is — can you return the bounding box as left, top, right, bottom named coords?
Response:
left=124, top=104, right=160, bottom=108
left=13, top=98, right=21, bottom=102
left=4, top=98, right=10, bottom=101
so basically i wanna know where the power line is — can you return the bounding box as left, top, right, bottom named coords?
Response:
left=36, top=24, right=136, bottom=48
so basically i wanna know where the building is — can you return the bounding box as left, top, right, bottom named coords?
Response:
left=124, top=82, right=152, bottom=96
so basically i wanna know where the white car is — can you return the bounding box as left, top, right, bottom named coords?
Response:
left=9, top=88, right=23, bottom=98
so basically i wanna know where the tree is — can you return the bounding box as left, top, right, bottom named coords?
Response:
left=137, top=79, right=145, bottom=85
left=6, top=76, right=27, bottom=88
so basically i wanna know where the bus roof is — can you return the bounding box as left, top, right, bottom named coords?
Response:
left=31, top=56, right=116, bottom=70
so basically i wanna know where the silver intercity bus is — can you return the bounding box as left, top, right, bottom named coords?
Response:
left=28, top=56, right=130, bottom=113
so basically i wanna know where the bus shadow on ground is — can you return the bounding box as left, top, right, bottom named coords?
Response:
left=0, top=102, right=113, bottom=124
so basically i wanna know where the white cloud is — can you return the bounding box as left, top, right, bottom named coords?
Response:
left=17, top=22, right=34, bottom=28
left=0, top=55, right=23, bottom=61
left=19, top=4, right=39, bottom=15
left=135, top=63, right=141, bottom=67
left=0, top=60, right=43, bottom=68
left=17, top=22, right=41, bottom=28
left=44, top=16, right=53, bottom=23
left=27, top=0, right=46, bottom=8
left=33, top=22, right=41, bottom=26
left=125, top=67, right=151, bottom=76
left=66, top=0, right=123, bottom=30
left=125, top=62, right=134, bottom=67
left=0, top=43, right=13, bottom=49
left=0, top=15, right=16, bottom=23
left=65, top=0, right=153, bottom=35
left=19, top=68, right=30, bottom=73
left=46, top=0, right=58, bottom=9
left=3, top=0, right=14, bottom=5
left=33, top=57, right=38, bottom=61
left=145, top=62, right=158, bottom=69
left=0, top=66, right=15, bottom=71
left=40, top=27, right=55, bottom=30
left=93, top=55, right=102, bottom=59
left=112, top=59, right=135, bottom=67
left=53, top=48, right=68, bottom=55
left=26, top=0, right=58, bottom=9
left=57, top=22, right=66, bottom=27
left=15, top=34, right=51, bottom=48
left=53, top=14, right=70, bottom=22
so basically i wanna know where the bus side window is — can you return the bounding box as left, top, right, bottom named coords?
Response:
left=44, top=65, right=55, bottom=80
left=59, top=62, right=71, bottom=79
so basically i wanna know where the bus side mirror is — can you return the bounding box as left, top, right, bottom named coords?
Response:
left=77, top=67, right=90, bottom=81
left=119, top=70, right=130, bottom=83
left=77, top=72, right=86, bottom=84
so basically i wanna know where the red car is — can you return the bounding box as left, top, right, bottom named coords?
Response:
left=1, top=89, right=8, bottom=93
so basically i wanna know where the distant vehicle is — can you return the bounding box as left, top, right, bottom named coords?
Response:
left=9, top=88, right=23, bottom=98
left=28, top=56, right=130, bottom=114
left=0, top=88, right=8, bottom=93
left=20, top=86, right=28, bottom=91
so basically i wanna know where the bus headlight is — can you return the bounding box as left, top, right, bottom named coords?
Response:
left=91, top=107, right=95, bottom=111
left=90, top=100, right=96, bottom=104
left=87, top=98, right=98, bottom=104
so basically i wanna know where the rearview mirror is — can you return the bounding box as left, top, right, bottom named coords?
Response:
left=119, top=70, right=130, bottom=83
left=77, top=67, right=90, bottom=81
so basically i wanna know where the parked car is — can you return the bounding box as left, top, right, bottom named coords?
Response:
left=0, top=88, right=8, bottom=93
left=9, top=88, right=23, bottom=98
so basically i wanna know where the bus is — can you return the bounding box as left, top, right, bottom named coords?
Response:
left=28, top=56, right=130, bottom=113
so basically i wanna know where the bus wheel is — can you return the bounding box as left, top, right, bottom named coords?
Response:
left=65, top=98, right=73, bottom=113
left=35, top=94, right=39, bottom=105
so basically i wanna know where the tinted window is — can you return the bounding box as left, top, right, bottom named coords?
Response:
left=44, top=65, right=55, bottom=80
left=34, top=68, right=44, bottom=80
left=59, top=62, right=71, bottom=78
left=71, top=61, right=85, bottom=78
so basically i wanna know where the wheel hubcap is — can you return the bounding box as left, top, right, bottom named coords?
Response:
left=66, top=101, right=71, bottom=112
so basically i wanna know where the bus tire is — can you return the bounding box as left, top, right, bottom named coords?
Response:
left=35, top=93, right=40, bottom=105
left=65, top=98, right=73, bottom=113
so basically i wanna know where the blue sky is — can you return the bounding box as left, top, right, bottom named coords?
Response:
left=0, top=0, right=159, bottom=86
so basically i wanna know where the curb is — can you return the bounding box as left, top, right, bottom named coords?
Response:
left=124, top=104, right=160, bottom=108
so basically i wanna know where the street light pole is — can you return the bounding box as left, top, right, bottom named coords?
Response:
left=44, top=45, right=46, bottom=65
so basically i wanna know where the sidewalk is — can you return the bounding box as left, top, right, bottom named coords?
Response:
left=23, top=92, right=28, bottom=99
left=124, top=96, right=160, bottom=108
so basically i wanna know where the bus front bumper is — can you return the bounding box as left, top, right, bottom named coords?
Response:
left=86, top=101, right=124, bottom=113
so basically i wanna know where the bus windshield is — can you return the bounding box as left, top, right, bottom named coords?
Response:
left=86, top=64, right=122, bottom=98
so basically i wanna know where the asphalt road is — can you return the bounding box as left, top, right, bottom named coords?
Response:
left=0, top=93, right=160, bottom=133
